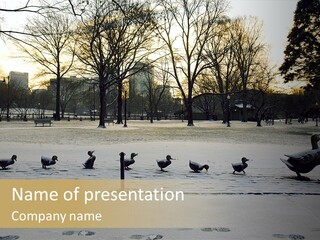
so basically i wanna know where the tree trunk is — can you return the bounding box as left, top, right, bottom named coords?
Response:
left=186, top=97, right=194, bottom=126
left=256, top=120, right=262, bottom=127
left=116, top=82, right=123, bottom=124
left=256, top=116, right=262, bottom=127
left=55, top=76, right=61, bottom=121
left=150, top=110, right=154, bottom=123
left=98, top=83, right=106, bottom=128
left=149, top=104, right=154, bottom=123
left=222, top=104, right=228, bottom=124
left=187, top=107, right=193, bottom=126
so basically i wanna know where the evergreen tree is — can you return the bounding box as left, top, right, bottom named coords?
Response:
left=279, top=0, right=320, bottom=90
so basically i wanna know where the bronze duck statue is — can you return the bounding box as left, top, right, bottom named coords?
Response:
left=124, top=153, right=138, bottom=170
left=281, top=134, right=320, bottom=180
left=83, top=151, right=96, bottom=169
left=0, top=155, right=17, bottom=169
left=156, top=155, right=173, bottom=171
left=189, top=160, right=209, bottom=173
left=232, top=157, right=250, bottom=174
left=41, top=155, right=58, bottom=169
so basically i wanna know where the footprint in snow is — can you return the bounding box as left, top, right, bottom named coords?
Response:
left=130, top=234, right=163, bottom=240
left=0, top=236, right=20, bottom=240
left=62, top=230, right=95, bottom=236
left=273, top=234, right=305, bottom=240
left=201, top=227, right=231, bottom=232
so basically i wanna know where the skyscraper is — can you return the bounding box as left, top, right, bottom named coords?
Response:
left=9, top=71, right=29, bottom=90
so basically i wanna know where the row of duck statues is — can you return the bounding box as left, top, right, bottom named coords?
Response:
left=1, top=134, right=320, bottom=180
left=0, top=151, right=249, bottom=174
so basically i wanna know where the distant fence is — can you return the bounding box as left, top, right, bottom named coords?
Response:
left=0, top=112, right=182, bottom=122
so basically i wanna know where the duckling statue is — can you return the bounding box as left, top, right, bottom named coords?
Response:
left=232, top=157, right=250, bottom=174
left=41, top=155, right=58, bottom=169
left=189, top=160, right=209, bottom=173
left=0, top=155, right=17, bottom=169
left=124, top=153, right=138, bottom=170
left=281, top=134, right=320, bottom=180
left=83, top=151, right=96, bottom=169
left=156, top=155, right=173, bottom=171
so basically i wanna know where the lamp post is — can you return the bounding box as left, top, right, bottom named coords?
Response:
left=124, top=90, right=128, bottom=128
left=38, top=103, right=41, bottom=118
left=140, top=93, right=145, bottom=120
left=2, top=76, right=10, bottom=121
left=92, top=82, right=96, bottom=121
left=227, top=94, right=231, bottom=127
left=122, top=80, right=129, bottom=128
left=88, top=80, right=97, bottom=121
left=180, top=98, right=184, bottom=122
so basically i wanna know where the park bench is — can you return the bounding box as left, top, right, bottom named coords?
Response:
left=34, top=118, right=52, bottom=127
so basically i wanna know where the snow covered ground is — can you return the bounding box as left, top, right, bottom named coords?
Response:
left=0, top=120, right=320, bottom=239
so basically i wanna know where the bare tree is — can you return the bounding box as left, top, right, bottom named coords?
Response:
left=231, top=16, right=266, bottom=122
left=193, top=72, right=218, bottom=120
left=143, top=60, right=172, bottom=123
left=0, top=80, right=21, bottom=120
left=75, top=0, right=157, bottom=128
left=156, top=0, right=228, bottom=126
left=249, top=56, right=277, bottom=127
left=12, top=86, right=33, bottom=120
left=0, top=76, right=8, bottom=120
left=204, top=19, right=241, bottom=123
left=110, top=1, right=158, bottom=125
left=0, top=0, right=66, bottom=38
left=48, top=77, right=85, bottom=118
left=14, top=11, right=76, bottom=120
left=32, top=87, right=53, bottom=118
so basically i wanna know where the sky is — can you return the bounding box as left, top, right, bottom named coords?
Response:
left=229, top=0, right=297, bottom=64
left=228, top=0, right=301, bottom=90
left=0, top=0, right=299, bottom=89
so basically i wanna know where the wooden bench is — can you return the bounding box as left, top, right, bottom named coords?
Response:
left=34, top=118, right=52, bottom=127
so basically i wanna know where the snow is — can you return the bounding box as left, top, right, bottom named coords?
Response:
left=0, top=120, right=320, bottom=239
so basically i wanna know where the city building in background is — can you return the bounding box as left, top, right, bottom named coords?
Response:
left=129, top=62, right=154, bottom=97
left=9, top=71, right=29, bottom=90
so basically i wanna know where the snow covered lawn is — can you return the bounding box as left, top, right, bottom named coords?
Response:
left=0, top=120, right=319, bottom=239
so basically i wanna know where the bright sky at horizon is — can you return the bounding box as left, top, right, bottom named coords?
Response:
left=0, top=0, right=300, bottom=90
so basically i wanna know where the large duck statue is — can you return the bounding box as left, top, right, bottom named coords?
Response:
left=83, top=151, right=96, bottom=169
left=232, top=157, right=250, bottom=174
left=281, top=134, right=320, bottom=180
left=124, top=153, right=138, bottom=170
left=0, top=155, right=17, bottom=169
left=41, top=155, right=58, bottom=169
left=156, top=155, right=173, bottom=171
left=189, top=160, right=209, bottom=173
